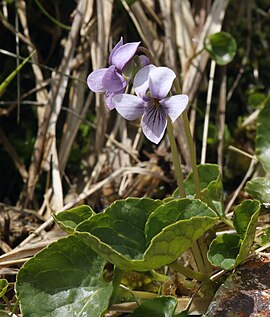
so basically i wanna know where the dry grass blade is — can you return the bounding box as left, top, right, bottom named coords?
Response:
left=0, top=11, right=33, bottom=48
left=201, top=60, right=216, bottom=164
left=49, top=140, right=63, bottom=211
left=122, top=0, right=161, bottom=64
left=17, top=0, right=48, bottom=123
left=58, top=1, right=94, bottom=174
left=173, top=0, right=230, bottom=167
left=158, top=0, right=177, bottom=73
left=25, top=0, right=87, bottom=206
left=92, top=0, right=114, bottom=153
left=182, top=0, right=230, bottom=99
left=217, top=67, right=227, bottom=168
left=59, top=85, right=93, bottom=174
left=173, top=0, right=196, bottom=76
left=225, top=157, right=258, bottom=215
left=0, top=237, right=64, bottom=266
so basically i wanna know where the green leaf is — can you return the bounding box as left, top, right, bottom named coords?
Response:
left=245, top=177, right=270, bottom=203
left=234, top=200, right=261, bottom=265
left=208, top=200, right=260, bottom=270
left=248, top=92, right=266, bottom=109
left=0, top=279, right=8, bottom=298
left=233, top=200, right=261, bottom=238
left=145, top=199, right=216, bottom=243
left=75, top=198, right=217, bottom=271
left=208, top=233, right=242, bottom=270
left=256, top=98, right=270, bottom=172
left=204, top=31, right=237, bottom=65
left=129, top=296, right=178, bottom=317
left=174, top=164, right=224, bottom=217
left=77, top=198, right=162, bottom=260
left=16, top=235, right=113, bottom=317
left=0, top=50, right=35, bottom=97
left=54, top=205, right=95, bottom=233
left=75, top=198, right=162, bottom=270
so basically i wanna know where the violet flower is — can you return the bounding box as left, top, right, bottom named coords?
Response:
left=113, top=65, right=189, bottom=144
left=87, top=37, right=141, bottom=110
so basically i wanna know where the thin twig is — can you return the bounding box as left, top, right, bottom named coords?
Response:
left=225, top=157, right=258, bottom=215
left=217, top=66, right=227, bottom=169
left=0, top=49, right=86, bottom=83
left=0, top=126, right=28, bottom=181
left=201, top=59, right=216, bottom=164
left=15, top=3, right=20, bottom=123
left=0, top=202, right=45, bottom=221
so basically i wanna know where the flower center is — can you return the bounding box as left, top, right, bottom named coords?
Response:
left=153, top=98, right=163, bottom=112
left=146, top=99, right=166, bottom=123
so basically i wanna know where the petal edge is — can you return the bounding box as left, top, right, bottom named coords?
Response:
left=160, top=95, right=189, bottom=122
left=111, top=42, right=141, bottom=71
left=141, top=104, right=167, bottom=144
left=149, top=67, right=176, bottom=100
left=87, top=68, right=108, bottom=93
left=113, top=94, right=145, bottom=120
left=102, top=65, right=127, bottom=93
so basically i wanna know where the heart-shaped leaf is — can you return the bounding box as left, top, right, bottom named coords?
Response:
left=256, top=98, right=270, bottom=173
left=204, top=31, right=237, bottom=65
left=174, top=164, right=224, bottom=217
left=233, top=200, right=261, bottom=238
left=245, top=177, right=270, bottom=204
left=75, top=198, right=217, bottom=271
left=54, top=205, right=95, bottom=233
left=76, top=198, right=162, bottom=261
left=16, top=235, right=113, bottom=317
left=145, top=199, right=216, bottom=243
left=208, top=233, right=242, bottom=270
left=208, top=200, right=260, bottom=270
left=129, top=296, right=178, bottom=317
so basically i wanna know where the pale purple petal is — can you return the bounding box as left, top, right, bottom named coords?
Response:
left=87, top=68, right=108, bottom=93
left=109, top=37, right=123, bottom=65
left=149, top=67, right=176, bottom=100
left=113, top=94, right=145, bottom=120
left=141, top=103, right=167, bottom=144
left=105, top=89, right=125, bottom=110
left=111, top=42, right=141, bottom=71
left=102, top=65, right=127, bottom=93
left=160, top=95, right=189, bottom=122
left=139, top=55, right=150, bottom=67
left=133, top=64, right=156, bottom=100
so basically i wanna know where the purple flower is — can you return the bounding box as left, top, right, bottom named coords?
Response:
left=87, top=37, right=141, bottom=110
left=113, top=65, right=189, bottom=144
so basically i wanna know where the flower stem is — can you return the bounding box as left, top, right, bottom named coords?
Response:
left=173, top=80, right=210, bottom=273
left=182, top=110, right=202, bottom=199
left=191, top=240, right=209, bottom=274
left=170, top=260, right=210, bottom=282
left=149, top=270, right=168, bottom=282
left=174, top=79, right=201, bottom=199
left=2, top=295, right=13, bottom=313
left=109, top=266, right=124, bottom=307
left=167, top=117, right=186, bottom=198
